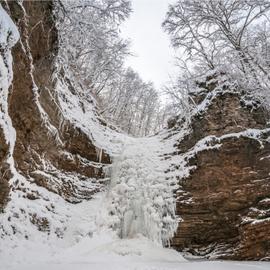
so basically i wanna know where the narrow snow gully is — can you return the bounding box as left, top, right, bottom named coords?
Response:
left=101, top=135, right=178, bottom=246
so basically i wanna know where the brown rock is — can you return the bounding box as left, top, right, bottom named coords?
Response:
left=0, top=1, right=111, bottom=209
left=171, top=80, right=270, bottom=260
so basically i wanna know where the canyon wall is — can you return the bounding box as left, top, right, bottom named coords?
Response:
left=0, top=0, right=113, bottom=219
left=1, top=0, right=269, bottom=260
left=171, top=75, right=270, bottom=260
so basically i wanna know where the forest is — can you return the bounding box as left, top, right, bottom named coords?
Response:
left=0, top=0, right=270, bottom=269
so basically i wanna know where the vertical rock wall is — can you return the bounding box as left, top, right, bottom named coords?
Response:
left=0, top=0, right=111, bottom=209
left=171, top=77, right=270, bottom=260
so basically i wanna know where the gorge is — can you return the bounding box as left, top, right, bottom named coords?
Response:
left=0, top=1, right=270, bottom=269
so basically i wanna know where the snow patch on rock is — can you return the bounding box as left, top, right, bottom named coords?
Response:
left=0, top=4, right=19, bottom=157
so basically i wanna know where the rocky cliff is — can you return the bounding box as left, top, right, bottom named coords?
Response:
left=0, top=0, right=122, bottom=236
left=170, top=74, right=270, bottom=260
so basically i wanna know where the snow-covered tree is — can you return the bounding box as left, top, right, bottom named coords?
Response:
left=56, top=0, right=131, bottom=94
left=55, top=0, right=165, bottom=136
left=163, top=0, right=270, bottom=111
left=100, top=68, right=164, bottom=136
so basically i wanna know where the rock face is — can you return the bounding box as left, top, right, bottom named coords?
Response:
left=171, top=76, right=270, bottom=260
left=0, top=0, right=111, bottom=212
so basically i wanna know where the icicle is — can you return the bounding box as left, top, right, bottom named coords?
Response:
left=99, top=148, right=103, bottom=163
left=95, top=147, right=103, bottom=163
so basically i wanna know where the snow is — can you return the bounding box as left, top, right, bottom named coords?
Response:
left=0, top=192, right=183, bottom=270
left=3, top=112, right=264, bottom=269
left=2, top=117, right=268, bottom=269
left=55, top=70, right=127, bottom=157
left=0, top=4, right=19, bottom=156
left=1, top=5, right=270, bottom=270
left=0, top=112, right=269, bottom=270
left=4, top=261, right=270, bottom=270
left=0, top=5, right=19, bottom=48
left=1, top=192, right=269, bottom=270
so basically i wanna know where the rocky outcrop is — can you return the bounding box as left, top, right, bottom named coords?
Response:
left=171, top=76, right=270, bottom=260
left=0, top=0, right=111, bottom=212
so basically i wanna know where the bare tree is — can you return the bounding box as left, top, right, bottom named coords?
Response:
left=100, top=68, right=164, bottom=136
left=55, top=0, right=166, bottom=136
left=163, top=0, right=270, bottom=110
left=56, top=0, right=131, bottom=96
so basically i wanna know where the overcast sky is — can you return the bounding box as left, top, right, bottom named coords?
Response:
left=121, top=0, right=177, bottom=90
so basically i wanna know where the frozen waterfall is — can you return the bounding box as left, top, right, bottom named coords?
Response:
left=104, top=136, right=178, bottom=245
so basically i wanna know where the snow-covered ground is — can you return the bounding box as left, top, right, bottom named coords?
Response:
left=1, top=135, right=270, bottom=270
left=1, top=193, right=269, bottom=270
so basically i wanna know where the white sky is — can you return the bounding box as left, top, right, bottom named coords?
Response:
left=121, top=0, right=177, bottom=90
